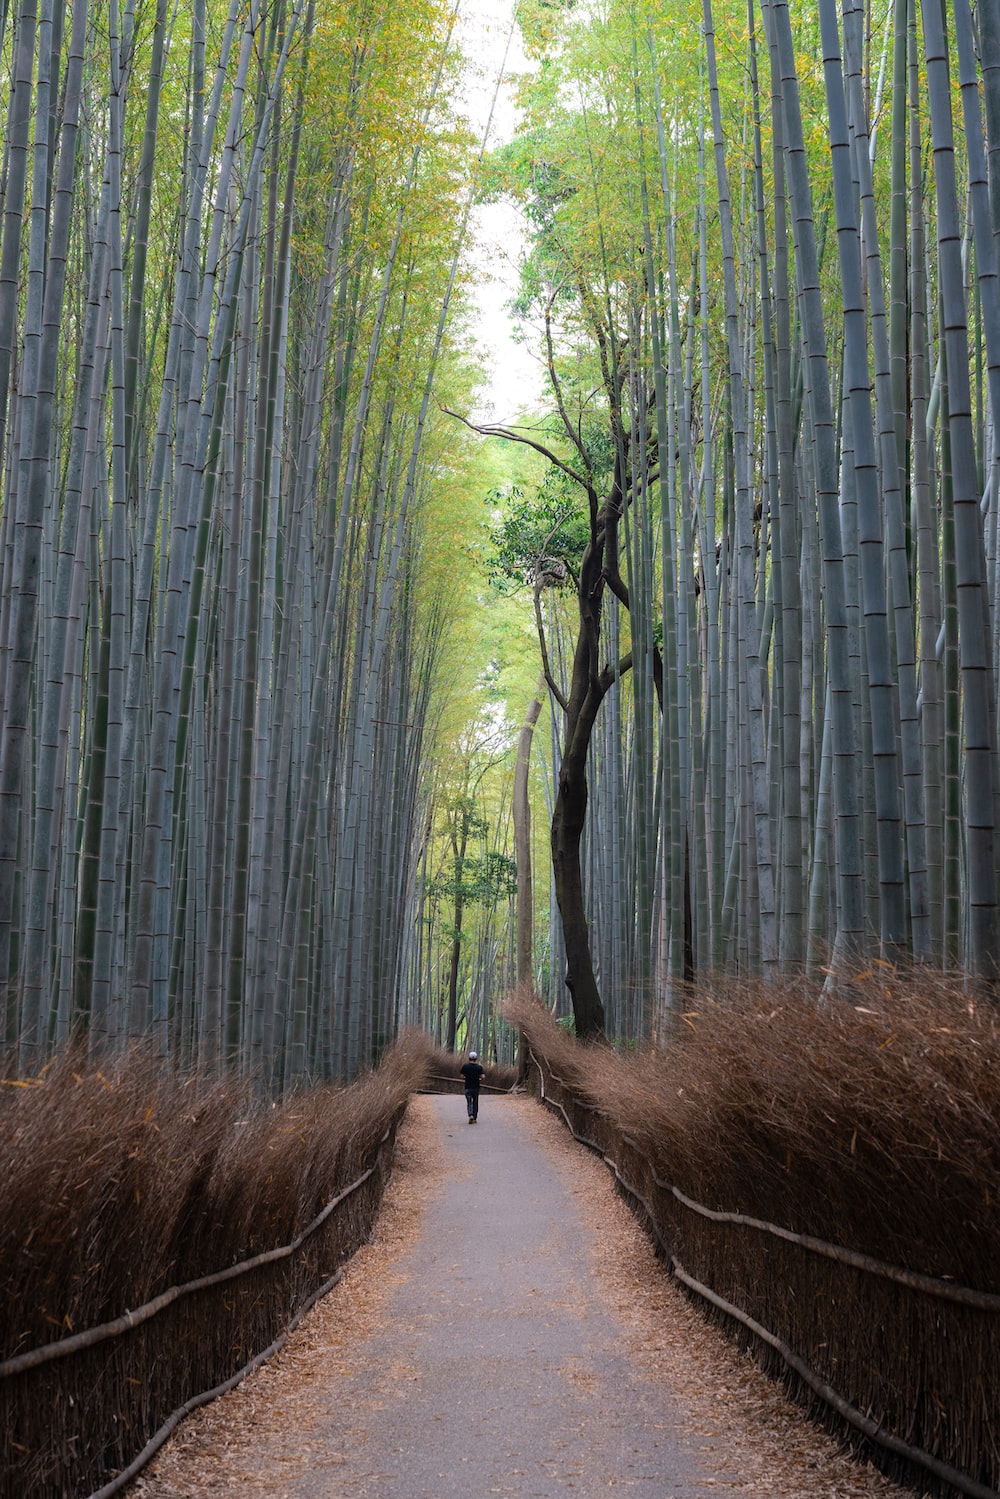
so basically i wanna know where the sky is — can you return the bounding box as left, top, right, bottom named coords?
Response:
left=454, top=1, right=545, bottom=421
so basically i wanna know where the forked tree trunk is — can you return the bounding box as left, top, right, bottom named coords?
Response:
left=550, top=580, right=618, bottom=1040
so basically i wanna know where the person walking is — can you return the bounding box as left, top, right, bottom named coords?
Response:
left=460, top=1050, right=485, bottom=1123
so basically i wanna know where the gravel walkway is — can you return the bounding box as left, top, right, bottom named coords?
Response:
left=135, top=1095, right=913, bottom=1499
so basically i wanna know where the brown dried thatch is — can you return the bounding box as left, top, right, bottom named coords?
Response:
left=0, top=1030, right=432, bottom=1498
left=420, top=1041, right=518, bottom=1095
left=507, top=976, right=1000, bottom=1498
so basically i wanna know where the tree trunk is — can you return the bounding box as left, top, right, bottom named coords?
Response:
left=551, top=730, right=605, bottom=1040
left=514, top=675, right=544, bottom=990
left=445, top=814, right=470, bottom=1053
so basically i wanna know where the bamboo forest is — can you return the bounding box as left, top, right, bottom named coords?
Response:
left=1, top=0, right=999, bottom=1083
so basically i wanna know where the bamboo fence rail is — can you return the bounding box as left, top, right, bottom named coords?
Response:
left=1, top=1112, right=405, bottom=1499
left=529, top=1048, right=1000, bottom=1499
left=423, top=1070, right=518, bottom=1094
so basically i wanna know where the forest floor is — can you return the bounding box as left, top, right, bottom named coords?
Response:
left=132, top=1095, right=916, bottom=1499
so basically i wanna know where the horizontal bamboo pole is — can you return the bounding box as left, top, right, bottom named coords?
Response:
left=530, top=1049, right=1000, bottom=1499
left=422, top=1071, right=517, bottom=1094
left=667, top=1258, right=1000, bottom=1499
left=539, top=1058, right=1000, bottom=1310
left=85, top=1264, right=347, bottom=1499
left=653, top=1162, right=1000, bottom=1311
left=0, top=1133, right=390, bottom=1380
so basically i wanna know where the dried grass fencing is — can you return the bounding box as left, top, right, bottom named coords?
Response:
left=0, top=1032, right=434, bottom=1499
left=420, top=1044, right=519, bottom=1096
left=507, top=982, right=1000, bottom=1499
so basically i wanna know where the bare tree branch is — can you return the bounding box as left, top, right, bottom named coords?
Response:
left=597, top=651, right=633, bottom=698
left=440, top=404, right=590, bottom=491
left=533, top=583, right=569, bottom=713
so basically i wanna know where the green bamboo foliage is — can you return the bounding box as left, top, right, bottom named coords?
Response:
left=0, top=0, right=492, bottom=1081
left=472, top=0, right=1000, bottom=1038
left=5, top=0, right=1000, bottom=1070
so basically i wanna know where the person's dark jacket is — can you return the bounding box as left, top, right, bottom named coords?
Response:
left=460, top=1061, right=485, bottom=1094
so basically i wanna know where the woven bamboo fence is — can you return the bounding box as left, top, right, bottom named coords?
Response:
left=0, top=1030, right=437, bottom=1499
left=0, top=1109, right=404, bottom=1499
left=0, top=1110, right=403, bottom=1499
left=527, top=1046, right=1000, bottom=1499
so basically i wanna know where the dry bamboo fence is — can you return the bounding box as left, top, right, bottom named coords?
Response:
left=516, top=999, right=1000, bottom=1499
left=2, top=1124, right=396, bottom=1499
left=421, top=1045, right=519, bottom=1097
left=0, top=1036, right=432, bottom=1499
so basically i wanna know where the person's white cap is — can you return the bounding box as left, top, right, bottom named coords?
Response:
left=469, top=1050, right=477, bottom=1059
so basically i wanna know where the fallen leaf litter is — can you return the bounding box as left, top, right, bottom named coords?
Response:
left=133, top=1094, right=916, bottom=1499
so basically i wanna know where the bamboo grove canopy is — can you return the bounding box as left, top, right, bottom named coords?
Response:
left=0, top=0, right=490, bottom=1082
left=473, top=0, right=1000, bottom=1039
left=1, top=0, right=1000, bottom=1075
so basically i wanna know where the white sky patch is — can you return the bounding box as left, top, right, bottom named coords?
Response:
left=454, top=0, right=545, bottom=421
left=467, top=200, right=545, bottom=422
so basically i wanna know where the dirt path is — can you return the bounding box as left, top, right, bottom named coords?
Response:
left=134, top=1095, right=912, bottom=1499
